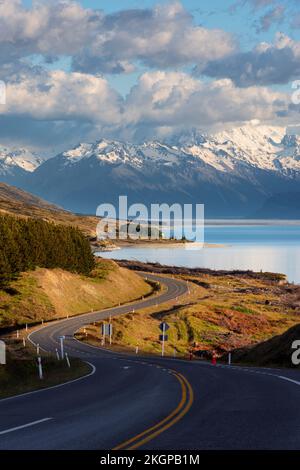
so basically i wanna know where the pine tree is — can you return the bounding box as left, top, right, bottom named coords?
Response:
left=0, top=214, right=95, bottom=289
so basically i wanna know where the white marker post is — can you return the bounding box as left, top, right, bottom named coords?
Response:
left=0, top=340, right=6, bottom=365
left=23, top=337, right=26, bottom=347
left=102, top=323, right=106, bottom=346
left=36, top=343, right=40, bottom=355
left=135, top=346, right=139, bottom=355
left=25, top=323, right=28, bottom=332
left=228, top=352, right=232, bottom=366
left=159, top=322, right=169, bottom=358
left=37, top=356, right=43, bottom=380
left=59, top=336, right=65, bottom=359
left=16, top=330, right=19, bottom=339
left=109, top=317, right=112, bottom=346
left=162, top=323, right=166, bottom=357
left=65, top=353, right=71, bottom=368
left=55, top=348, right=60, bottom=360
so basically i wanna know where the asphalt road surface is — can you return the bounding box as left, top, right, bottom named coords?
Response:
left=0, top=273, right=299, bottom=450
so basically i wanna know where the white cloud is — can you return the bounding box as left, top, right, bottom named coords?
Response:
left=0, top=0, right=99, bottom=59
left=201, top=33, right=300, bottom=86
left=0, top=1, right=236, bottom=74
left=2, top=69, right=122, bottom=125
left=0, top=68, right=291, bottom=148
left=73, top=2, right=236, bottom=73
left=122, top=71, right=290, bottom=138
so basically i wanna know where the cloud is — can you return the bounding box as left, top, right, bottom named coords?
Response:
left=0, top=0, right=101, bottom=64
left=2, top=69, right=122, bottom=124
left=72, top=2, right=236, bottom=73
left=120, top=71, right=289, bottom=139
left=247, top=0, right=275, bottom=8
left=200, top=33, right=300, bottom=86
left=0, top=68, right=290, bottom=149
left=256, top=5, right=285, bottom=32
left=0, top=1, right=236, bottom=74
left=0, top=69, right=123, bottom=151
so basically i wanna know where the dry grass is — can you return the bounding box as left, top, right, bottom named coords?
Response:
left=0, top=182, right=98, bottom=236
left=0, top=258, right=152, bottom=330
left=77, top=272, right=300, bottom=358
left=0, top=336, right=91, bottom=399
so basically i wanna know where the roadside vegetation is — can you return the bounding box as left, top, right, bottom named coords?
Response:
left=77, top=268, right=300, bottom=363
left=232, top=323, right=300, bottom=367
left=0, top=213, right=95, bottom=289
left=0, top=258, right=152, bottom=330
left=0, top=336, right=91, bottom=399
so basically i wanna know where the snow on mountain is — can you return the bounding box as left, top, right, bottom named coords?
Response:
left=58, top=124, right=300, bottom=176
left=2, top=125, right=300, bottom=217
left=0, top=147, right=43, bottom=175
left=179, top=125, right=300, bottom=173
left=62, top=139, right=183, bottom=168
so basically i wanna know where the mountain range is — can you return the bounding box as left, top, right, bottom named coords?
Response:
left=1, top=125, right=300, bottom=218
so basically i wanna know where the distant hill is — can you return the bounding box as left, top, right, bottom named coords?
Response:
left=0, top=182, right=98, bottom=237
left=254, top=192, right=300, bottom=219
left=232, top=322, right=300, bottom=367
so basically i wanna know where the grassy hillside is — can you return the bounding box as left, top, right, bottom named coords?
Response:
left=77, top=270, right=300, bottom=359
left=0, top=258, right=152, bottom=330
left=231, top=323, right=300, bottom=367
left=0, top=182, right=98, bottom=236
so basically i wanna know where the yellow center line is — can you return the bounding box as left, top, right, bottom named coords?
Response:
left=112, top=370, right=194, bottom=451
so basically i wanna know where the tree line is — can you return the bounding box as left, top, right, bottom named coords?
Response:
left=0, top=214, right=95, bottom=288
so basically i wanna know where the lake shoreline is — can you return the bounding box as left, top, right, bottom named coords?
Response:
left=96, top=222, right=300, bottom=284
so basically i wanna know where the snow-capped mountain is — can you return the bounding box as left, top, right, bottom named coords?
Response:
left=2, top=124, right=300, bottom=217
left=59, top=125, right=300, bottom=173
left=0, top=147, right=43, bottom=176
left=175, top=125, right=300, bottom=174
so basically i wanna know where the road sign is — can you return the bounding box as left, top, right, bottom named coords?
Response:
left=159, top=335, right=168, bottom=342
left=159, top=322, right=170, bottom=332
left=101, top=324, right=112, bottom=336
left=159, top=322, right=170, bottom=357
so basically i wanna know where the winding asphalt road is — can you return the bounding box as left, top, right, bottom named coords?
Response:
left=0, top=273, right=300, bottom=450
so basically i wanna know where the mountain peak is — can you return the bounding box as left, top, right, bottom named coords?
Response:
left=0, top=146, right=43, bottom=175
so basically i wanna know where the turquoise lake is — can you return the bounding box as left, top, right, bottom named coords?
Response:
left=98, top=222, right=300, bottom=284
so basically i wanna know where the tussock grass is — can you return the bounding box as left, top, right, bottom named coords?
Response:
left=77, top=271, right=300, bottom=358
left=0, top=258, right=151, bottom=330
left=0, top=338, right=91, bottom=399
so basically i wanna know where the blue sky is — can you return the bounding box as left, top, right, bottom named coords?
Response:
left=1, top=0, right=298, bottom=152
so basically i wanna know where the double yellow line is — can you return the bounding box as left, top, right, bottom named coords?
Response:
left=113, top=371, right=194, bottom=451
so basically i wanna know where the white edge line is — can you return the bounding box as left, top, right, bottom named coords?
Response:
left=0, top=362, right=96, bottom=404
left=0, top=418, right=53, bottom=436
left=0, top=275, right=184, bottom=404
left=278, top=375, right=300, bottom=386
left=27, top=274, right=175, bottom=338
left=27, top=328, right=49, bottom=353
